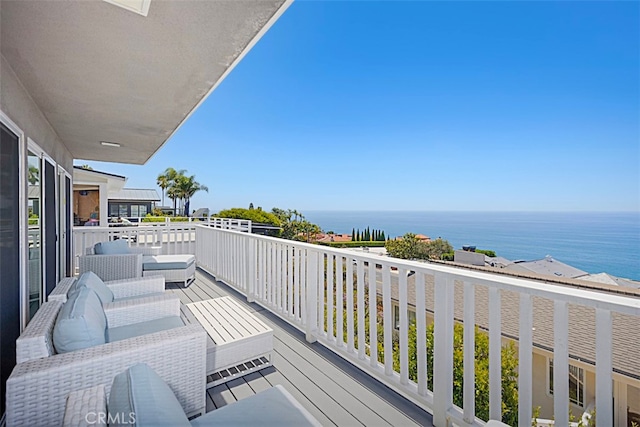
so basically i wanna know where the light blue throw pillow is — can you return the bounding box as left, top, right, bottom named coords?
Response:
left=53, top=287, right=107, bottom=353
left=108, top=363, right=190, bottom=427
left=76, top=271, right=114, bottom=304
left=94, top=239, right=130, bottom=255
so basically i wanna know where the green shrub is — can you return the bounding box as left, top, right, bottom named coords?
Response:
left=441, top=251, right=454, bottom=261
left=476, top=249, right=496, bottom=257
left=318, top=241, right=386, bottom=248
left=141, top=215, right=189, bottom=222
left=214, top=208, right=281, bottom=227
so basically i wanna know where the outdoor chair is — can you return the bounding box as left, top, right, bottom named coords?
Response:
left=6, top=286, right=207, bottom=426
left=62, top=363, right=321, bottom=427
left=48, top=272, right=166, bottom=303
left=79, top=240, right=196, bottom=286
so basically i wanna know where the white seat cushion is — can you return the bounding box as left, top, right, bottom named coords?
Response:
left=106, top=316, right=184, bottom=342
left=142, top=255, right=195, bottom=271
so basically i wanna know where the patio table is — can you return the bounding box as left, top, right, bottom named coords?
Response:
left=183, top=296, right=273, bottom=387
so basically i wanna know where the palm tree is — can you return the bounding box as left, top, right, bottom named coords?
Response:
left=166, top=185, right=180, bottom=216
left=159, top=167, right=186, bottom=215
left=156, top=171, right=170, bottom=207
left=173, top=174, right=208, bottom=217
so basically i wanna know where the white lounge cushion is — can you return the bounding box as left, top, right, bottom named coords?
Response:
left=143, top=255, right=195, bottom=271
left=94, top=240, right=130, bottom=255
left=108, top=363, right=190, bottom=427
left=53, top=287, right=107, bottom=353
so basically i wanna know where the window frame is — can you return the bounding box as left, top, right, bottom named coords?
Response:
left=548, top=357, right=585, bottom=408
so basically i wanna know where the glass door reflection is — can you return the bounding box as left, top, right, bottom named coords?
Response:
left=27, top=150, right=42, bottom=319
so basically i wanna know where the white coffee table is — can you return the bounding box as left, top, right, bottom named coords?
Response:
left=184, top=296, right=273, bottom=387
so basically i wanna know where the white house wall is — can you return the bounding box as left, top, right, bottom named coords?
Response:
left=0, top=55, right=73, bottom=171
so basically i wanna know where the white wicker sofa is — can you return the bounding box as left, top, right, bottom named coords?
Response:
left=79, top=240, right=196, bottom=286
left=6, top=291, right=207, bottom=426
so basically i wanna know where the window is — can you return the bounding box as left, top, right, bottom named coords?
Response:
left=549, top=358, right=585, bottom=407
left=130, top=204, right=147, bottom=217
left=393, top=305, right=416, bottom=330
left=118, top=204, right=128, bottom=217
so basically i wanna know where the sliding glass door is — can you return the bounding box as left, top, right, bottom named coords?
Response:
left=59, top=171, right=72, bottom=278
left=0, top=122, right=20, bottom=417
left=43, top=159, right=57, bottom=296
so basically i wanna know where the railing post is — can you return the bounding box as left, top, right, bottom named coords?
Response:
left=433, top=272, right=454, bottom=427
left=305, top=249, right=318, bottom=343
left=595, top=308, right=613, bottom=426
left=247, top=237, right=256, bottom=303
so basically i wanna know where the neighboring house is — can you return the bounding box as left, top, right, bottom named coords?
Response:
left=73, top=167, right=126, bottom=226
left=108, top=188, right=160, bottom=219
left=382, top=269, right=640, bottom=423
left=455, top=251, right=639, bottom=289
left=315, top=233, right=353, bottom=243
left=575, top=272, right=640, bottom=289
left=73, top=166, right=160, bottom=225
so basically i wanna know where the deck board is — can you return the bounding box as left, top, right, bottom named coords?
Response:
left=172, top=268, right=433, bottom=427
left=243, top=371, right=272, bottom=394
left=259, top=365, right=336, bottom=426
left=226, top=377, right=256, bottom=401
left=208, top=383, right=236, bottom=409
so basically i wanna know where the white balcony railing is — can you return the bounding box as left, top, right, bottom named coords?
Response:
left=73, top=218, right=251, bottom=261
left=194, top=225, right=640, bottom=427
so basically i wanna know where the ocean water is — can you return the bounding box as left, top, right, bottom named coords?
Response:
left=304, top=211, right=640, bottom=281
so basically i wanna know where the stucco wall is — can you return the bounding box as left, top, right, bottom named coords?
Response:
left=1, top=54, right=73, bottom=171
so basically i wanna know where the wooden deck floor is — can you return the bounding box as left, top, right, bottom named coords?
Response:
left=167, top=268, right=433, bottom=426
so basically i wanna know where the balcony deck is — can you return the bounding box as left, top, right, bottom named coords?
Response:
left=167, top=268, right=433, bottom=426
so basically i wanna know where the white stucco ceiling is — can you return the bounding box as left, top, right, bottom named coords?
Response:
left=1, top=0, right=290, bottom=164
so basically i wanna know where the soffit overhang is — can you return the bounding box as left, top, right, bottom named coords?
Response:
left=1, top=0, right=291, bottom=164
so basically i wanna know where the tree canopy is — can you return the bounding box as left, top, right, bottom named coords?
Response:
left=389, top=323, right=519, bottom=425
left=215, top=208, right=281, bottom=226
left=214, top=206, right=322, bottom=242
left=271, top=208, right=321, bottom=242
left=385, top=233, right=453, bottom=260
left=157, top=168, right=208, bottom=216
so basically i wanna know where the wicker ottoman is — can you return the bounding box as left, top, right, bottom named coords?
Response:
left=143, top=254, right=196, bottom=287
left=184, top=297, right=273, bottom=387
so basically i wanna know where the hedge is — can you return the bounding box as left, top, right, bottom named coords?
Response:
left=141, top=216, right=190, bottom=222
left=317, top=241, right=386, bottom=248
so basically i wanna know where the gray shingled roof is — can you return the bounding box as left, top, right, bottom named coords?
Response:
left=577, top=272, right=640, bottom=289
left=108, top=188, right=160, bottom=202
left=377, top=271, right=640, bottom=380
left=504, top=256, right=588, bottom=278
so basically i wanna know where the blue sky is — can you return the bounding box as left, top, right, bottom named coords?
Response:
left=77, top=1, right=640, bottom=213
